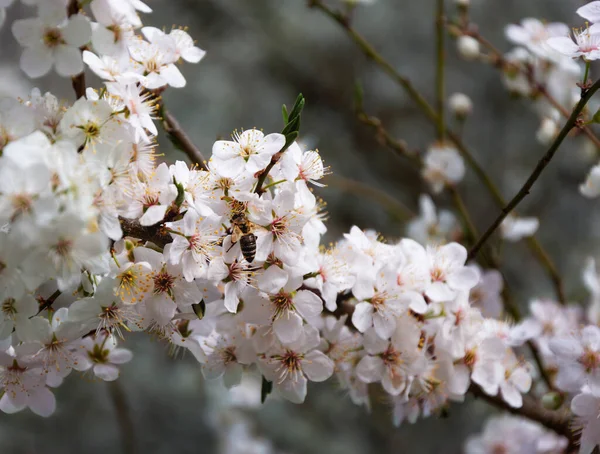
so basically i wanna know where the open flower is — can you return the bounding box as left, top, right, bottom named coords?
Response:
left=12, top=13, right=91, bottom=78
left=547, top=28, right=600, bottom=61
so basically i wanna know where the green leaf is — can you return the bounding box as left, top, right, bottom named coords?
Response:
left=592, top=108, right=600, bottom=124
left=173, top=177, right=185, bottom=207
left=282, top=131, right=299, bottom=151
left=261, top=376, right=273, bottom=403
left=288, top=93, right=305, bottom=122
left=192, top=300, right=206, bottom=319
left=282, top=104, right=289, bottom=124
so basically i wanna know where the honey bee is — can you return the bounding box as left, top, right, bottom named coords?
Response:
left=229, top=211, right=257, bottom=263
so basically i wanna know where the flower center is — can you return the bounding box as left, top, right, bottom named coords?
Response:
left=221, top=346, right=237, bottom=365
left=54, top=239, right=72, bottom=257
left=270, top=291, right=295, bottom=320
left=153, top=270, right=175, bottom=295
left=11, top=194, right=33, bottom=219
left=580, top=348, right=600, bottom=373
left=381, top=346, right=401, bottom=367
left=43, top=28, right=64, bottom=48
left=1, top=298, right=16, bottom=317
left=463, top=348, right=477, bottom=368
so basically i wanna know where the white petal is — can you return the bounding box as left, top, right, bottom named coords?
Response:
left=161, top=64, right=186, bottom=88
left=352, top=302, right=374, bottom=333
left=276, top=374, right=307, bottom=404
left=28, top=387, right=56, bottom=417
left=500, top=383, right=523, bottom=408
left=94, top=364, right=119, bottom=381
left=302, top=350, right=334, bottom=382
left=356, top=355, right=384, bottom=383
left=20, top=46, right=53, bottom=78
left=54, top=45, right=84, bottom=77
left=547, top=37, right=580, bottom=57
left=63, top=15, right=91, bottom=47
left=273, top=312, right=303, bottom=344
left=293, top=290, right=323, bottom=319
left=447, top=267, right=480, bottom=290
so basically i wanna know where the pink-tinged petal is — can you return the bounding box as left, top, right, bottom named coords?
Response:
left=28, top=387, right=56, bottom=417
left=20, top=45, right=53, bottom=78
left=572, top=392, right=600, bottom=418
left=447, top=267, right=480, bottom=290
left=356, top=355, right=384, bottom=383
left=94, top=363, right=119, bottom=381
left=547, top=37, right=580, bottom=57
left=448, top=364, right=470, bottom=395
left=54, top=45, right=84, bottom=77
left=352, top=302, right=374, bottom=333
left=500, top=383, right=523, bottom=408
left=549, top=337, right=584, bottom=358
left=578, top=1, right=600, bottom=22
left=582, top=325, right=600, bottom=351
left=0, top=392, right=26, bottom=414
left=302, top=350, right=334, bottom=382
left=294, top=290, right=323, bottom=319
left=511, top=368, right=532, bottom=393
left=276, top=374, right=307, bottom=404
left=273, top=312, right=303, bottom=344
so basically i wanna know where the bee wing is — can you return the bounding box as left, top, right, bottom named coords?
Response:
left=231, top=225, right=242, bottom=243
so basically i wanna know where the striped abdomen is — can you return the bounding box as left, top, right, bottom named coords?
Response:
left=240, top=233, right=257, bottom=263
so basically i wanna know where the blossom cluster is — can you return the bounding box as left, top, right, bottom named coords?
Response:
left=0, top=0, right=538, bottom=426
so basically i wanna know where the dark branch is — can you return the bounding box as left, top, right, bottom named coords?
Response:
left=468, top=79, right=600, bottom=260
left=119, top=217, right=172, bottom=248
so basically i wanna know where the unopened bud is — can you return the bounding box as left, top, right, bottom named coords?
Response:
left=448, top=93, right=473, bottom=119
left=536, top=117, right=559, bottom=145
left=457, top=36, right=480, bottom=60
left=541, top=392, right=564, bottom=410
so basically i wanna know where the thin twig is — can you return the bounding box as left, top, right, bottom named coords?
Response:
left=255, top=151, right=283, bottom=194
left=310, top=0, right=566, bottom=303
left=161, top=108, right=208, bottom=170
left=468, top=79, right=600, bottom=261
left=356, top=111, right=421, bottom=166
left=108, top=380, right=136, bottom=454
left=455, top=24, right=600, bottom=150
left=67, top=0, right=86, bottom=99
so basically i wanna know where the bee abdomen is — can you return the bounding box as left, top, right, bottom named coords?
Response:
left=240, top=234, right=257, bottom=263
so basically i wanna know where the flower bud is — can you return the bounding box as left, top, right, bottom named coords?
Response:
left=541, top=392, right=564, bottom=410
left=457, top=36, right=480, bottom=60
left=536, top=117, right=558, bottom=145
left=448, top=93, right=473, bottom=119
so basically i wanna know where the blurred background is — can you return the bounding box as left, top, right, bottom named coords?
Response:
left=0, top=0, right=597, bottom=452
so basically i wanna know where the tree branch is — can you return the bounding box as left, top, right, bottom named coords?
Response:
left=119, top=217, right=172, bottom=248
left=468, top=79, right=600, bottom=261
left=309, top=0, right=566, bottom=304
left=469, top=384, right=573, bottom=442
